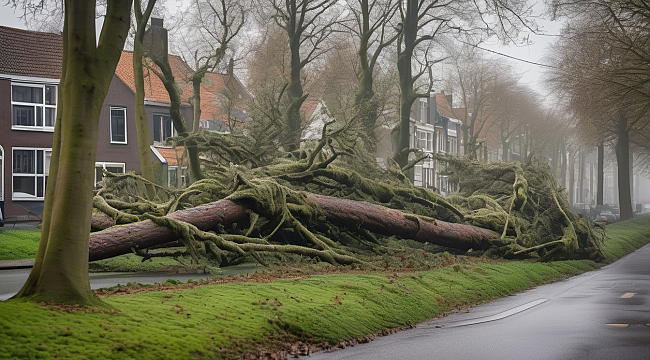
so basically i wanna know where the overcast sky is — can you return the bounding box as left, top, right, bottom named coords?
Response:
left=0, top=1, right=561, bottom=98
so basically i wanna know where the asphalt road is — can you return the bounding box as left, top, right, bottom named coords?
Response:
left=0, top=263, right=260, bottom=301
left=308, top=244, right=650, bottom=360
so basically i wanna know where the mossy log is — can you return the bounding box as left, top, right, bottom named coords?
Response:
left=89, top=193, right=498, bottom=261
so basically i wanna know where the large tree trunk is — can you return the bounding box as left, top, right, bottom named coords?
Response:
left=393, top=0, right=417, bottom=169
left=14, top=0, right=132, bottom=305
left=133, top=0, right=157, bottom=199
left=597, top=143, right=604, bottom=206
left=616, top=113, right=633, bottom=221
left=89, top=193, right=498, bottom=261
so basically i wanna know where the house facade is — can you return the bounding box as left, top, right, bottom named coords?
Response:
left=0, top=26, right=144, bottom=221
left=0, top=23, right=251, bottom=222
left=408, top=91, right=462, bottom=195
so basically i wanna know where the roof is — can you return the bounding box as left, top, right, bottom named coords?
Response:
left=114, top=51, right=249, bottom=124
left=0, top=26, right=62, bottom=79
left=435, top=92, right=456, bottom=119
left=453, top=106, right=499, bottom=148
left=152, top=146, right=186, bottom=166
left=301, top=97, right=320, bottom=121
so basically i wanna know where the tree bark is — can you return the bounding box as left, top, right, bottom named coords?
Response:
left=616, top=113, right=633, bottom=220
left=597, top=143, right=604, bottom=206
left=89, top=193, right=498, bottom=261
left=133, top=0, right=157, bottom=199
left=15, top=0, right=132, bottom=305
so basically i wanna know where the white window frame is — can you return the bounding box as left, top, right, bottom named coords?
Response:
left=110, top=106, right=128, bottom=144
left=436, top=130, right=446, bottom=153
left=94, top=162, right=125, bottom=189
left=419, top=99, right=427, bottom=123
left=180, top=167, right=187, bottom=188
left=12, top=147, right=51, bottom=201
left=448, top=136, right=458, bottom=155
left=11, top=82, right=57, bottom=132
left=168, top=166, right=178, bottom=188
left=416, top=130, right=433, bottom=152
left=153, top=113, right=175, bottom=143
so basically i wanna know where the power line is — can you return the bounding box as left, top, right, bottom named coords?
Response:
left=463, top=41, right=559, bottom=70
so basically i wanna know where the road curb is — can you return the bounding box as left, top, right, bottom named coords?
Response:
left=0, top=259, right=35, bottom=270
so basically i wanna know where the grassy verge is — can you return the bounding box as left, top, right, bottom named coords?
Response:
left=0, top=230, right=40, bottom=260
left=0, top=215, right=648, bottom=359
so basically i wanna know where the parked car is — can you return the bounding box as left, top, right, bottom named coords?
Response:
left=595, top=211, right=616, bottom=223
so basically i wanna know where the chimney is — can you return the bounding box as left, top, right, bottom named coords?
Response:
left=428, top=91, right=437, bottom=125
left=151, top=17, right=163, bottom=28
left=143, top=17, right=168, bottom=62
left=227, top=58, right=234, bottom=76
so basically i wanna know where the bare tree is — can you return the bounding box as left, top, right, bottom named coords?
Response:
left=346, top=0, right=399, bottom=148
left=444, top=47, right=511, bottom=159
left=13, top=0, right=132, bottom=305
left=546, top=1, right=650, bottom=220
left=392, top=0, right=536, bottom=170
left=177, top=0, right=246, bottom=133
left=260, top=0, right=345, bottom=152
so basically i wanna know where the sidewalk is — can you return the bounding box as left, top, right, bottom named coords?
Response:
left=0, top=259, right=34, bottom=270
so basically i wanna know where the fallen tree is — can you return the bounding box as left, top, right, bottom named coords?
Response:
left=89, top=127, right=603, bottom=266
left=89, top=193, right=499, bottom=262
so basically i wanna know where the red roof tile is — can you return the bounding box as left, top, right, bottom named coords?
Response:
left=115, top=51, right=247, bottom=123
left=0, top=26, right=62, bottom=79
left=154, top=146, right=185, bottom=166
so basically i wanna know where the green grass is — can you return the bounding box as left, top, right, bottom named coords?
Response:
left=0, top=230, right=41, bottom=260
left=89, top=251, right=206, bottom=273
left=0, top=215, right=648, bottom=359
left=0, top=260, right=599, bottom=359
left=599, top=214, right=650, bottom=262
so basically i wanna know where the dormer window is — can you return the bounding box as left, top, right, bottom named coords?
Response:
left=11, top=83, right=57, bottom=132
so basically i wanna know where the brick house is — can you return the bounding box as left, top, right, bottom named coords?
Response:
left=0, top=23, right=251, bottom=222
left=0, top=25, right=141, bottom=222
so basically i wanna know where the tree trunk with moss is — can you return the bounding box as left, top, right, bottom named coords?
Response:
left=393, top=0, right=425, bottom=169
left=89, top=193, right=498, bottom=261
left=133, top=0, right=157, bottom=199
left=148, top=27, right=203, bottom=183
left=14, top=0, right=132, bottom=305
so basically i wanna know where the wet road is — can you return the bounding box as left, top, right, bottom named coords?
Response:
left=309, top=244, right=650, bottom=360
left=0, top=263, right=260, bottom=301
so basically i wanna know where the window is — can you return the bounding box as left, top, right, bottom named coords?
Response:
left=180, top=167, right=187, bottom=188
left=422, top=167, right=435, bottom=189
left=417, top=130, right=433, bottom=152
left=419, top=100, right=427, bottom=123
left=12, top=83, right=57, bottom=131
left=168, top=166, right=178, bottom=188
left=12, top=148, right=51, bottom=200
left=94, top=162, right=125, bottom=189
left=153, top=114, right=174, bottom=143
left=448, top=136, right=458, bottom=155
left=110, top=107, right=127, bottom=144
left=436, top=130, right=446, bottom=153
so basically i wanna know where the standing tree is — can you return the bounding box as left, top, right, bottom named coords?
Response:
left=133, top=0, right=158, bottom=199
left=13, top=0, right=132, bottom=305
left=444, top=47, right=508, bottom=159
left=347, top=0, right=399, bottom=149
left=547, top=1, right=650, bottom=220
left=392, top=0, right=535, bottom=169
left=178, top=0, right=246, bottom=133
left=261, top=0, right=344, bottom=151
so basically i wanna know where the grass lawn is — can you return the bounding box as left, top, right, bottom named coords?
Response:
left=0, top=229, right=41, bottom=261
left=0, top=215, right=649, bottom=359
